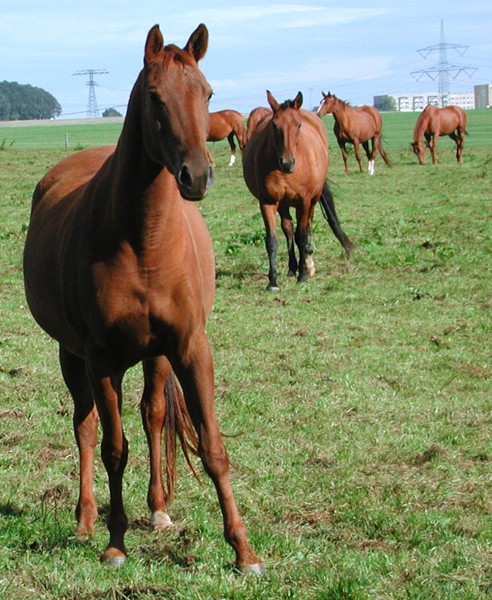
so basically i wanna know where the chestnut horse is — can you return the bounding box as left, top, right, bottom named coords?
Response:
left=411, top=104, right=468, bottom=165
left=243, top=90, right=354, bottom=291
left=207, top=109, right=245, bottom=166
left=245, top=106, right=271, bottom=144
left=23, top=24, right=262, bottom=573
left=317, top=92, right=392, bottom=175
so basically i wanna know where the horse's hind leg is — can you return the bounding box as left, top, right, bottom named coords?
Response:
left=172, top=334, right=263, bottom=573
left=227, top=133, right=237, bottom=166
left=363, top=141, right=375, bottom=175
left=141, top=357, right=173, bottom=530
left=294, top=202, right=316, bottom=283
left=451, top=131, right=464, bottom=163
left=59, top=346, right=99, bottom=538
left=279, top=205, right=297, bottom=277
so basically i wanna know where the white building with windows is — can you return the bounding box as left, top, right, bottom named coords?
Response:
left=374, top=91, right=475, bottom=112
left=374, top=85, right=492, bottom=111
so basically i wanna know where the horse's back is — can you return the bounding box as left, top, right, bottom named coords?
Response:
left=32, top=146, right=115, bottom=212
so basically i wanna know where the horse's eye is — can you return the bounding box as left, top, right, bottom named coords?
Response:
left=149, top=91, right=161, bottom=106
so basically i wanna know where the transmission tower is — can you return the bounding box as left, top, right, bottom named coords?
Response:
left=73, top=69, right=109, bottom=117
left=410, top=21, right=477, bottom=107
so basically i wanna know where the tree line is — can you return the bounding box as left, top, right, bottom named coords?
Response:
left=0, top=81, right=62, bottom=121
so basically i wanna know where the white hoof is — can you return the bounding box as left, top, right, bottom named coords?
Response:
left=151, top=511, right=173, bottom=530
left=228, top=155, right=236, bottom=167
left=306, top=255, right=316, bottom=277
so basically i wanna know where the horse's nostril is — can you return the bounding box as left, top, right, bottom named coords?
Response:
left=179, top=165, right=192, bottom=190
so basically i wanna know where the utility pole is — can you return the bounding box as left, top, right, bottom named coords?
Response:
left=410, top=21, right=476, bottom=107
left=73, top=69, right=109, bottom=117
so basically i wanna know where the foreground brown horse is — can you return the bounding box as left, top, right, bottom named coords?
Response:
left=207, top=109, right=245, bottom=166
left=245, top=106, right=271, bottom=144
left=243, top=90, right=354, bottom=291
left=23, top=24, right=262, bottom=573
left=317, top=92, right=392, bottom=175
left=411, top=104, right=468, bottom=165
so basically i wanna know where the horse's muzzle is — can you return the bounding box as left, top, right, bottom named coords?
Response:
left=178, top=162, right=215, bottom=200
left=279, top=157, right=295, bottom=173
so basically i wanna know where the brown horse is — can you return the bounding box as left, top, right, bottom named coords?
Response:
left=317, top=92, right=392, bottom=175
left=207, top=109, right=245, bottom=166
left=242, top=90, right=354, bottom=291
left=245, top=106, right=272, bottom=144
left=23, top=24, right=263, bottom=573
left=411, top=104, right=468, bottom=165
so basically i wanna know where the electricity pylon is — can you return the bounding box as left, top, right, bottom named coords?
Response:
left=410, top=21, right=477, bottom=107
left=73, top=69, right=109, bottom=117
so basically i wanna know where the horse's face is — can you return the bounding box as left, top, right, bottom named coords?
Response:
left=317, top=92, right=336, bottom=117
left=267, top=91, right=303, bottom=173
left=141, top=24, right=214, bottom=200
left=411, top=140, right=426, bottom=165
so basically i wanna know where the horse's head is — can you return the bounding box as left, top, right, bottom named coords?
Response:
left=140, top=24, right=214, bottom=200
left=317, top=92, right=336, bottom=117
left=411, top=140, right=426, bottom=165
left=267, top=90, right=303, bottom=173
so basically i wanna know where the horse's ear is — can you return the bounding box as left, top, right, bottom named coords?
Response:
left=145, top=25, right=164, bottom=64
left=184, top=23, right=208, bottom=62
left=322, top=91, right=327, bottom=99
left=293, top=91, right=303, bottom=110
left=266, top=90, right=279, bottom=111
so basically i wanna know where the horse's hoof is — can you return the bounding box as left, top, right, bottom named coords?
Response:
left=239, top=562, right=266, bottom=576
left=266, top=284, right=280, bottom=292
left=151, top=511, right=173, bottom=530
left=101, top=548, right=126, bottom=568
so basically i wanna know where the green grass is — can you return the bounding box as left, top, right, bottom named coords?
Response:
left=1, top=110, right=491, bottom=598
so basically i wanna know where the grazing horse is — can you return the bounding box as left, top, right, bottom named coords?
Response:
left=411, top=104, right=468, bottom=165
left=23, top=24, right=262, bottom=574
left=317, top=92, right=392, bottom=175
left=207, top=109, right=246, bottom=166
left=245, top=106, right=272, bottom=144
left=242, top=90, right=354, bottom=291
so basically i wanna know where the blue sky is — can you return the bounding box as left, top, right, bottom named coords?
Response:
left=1, top=1, right=491, bottom=118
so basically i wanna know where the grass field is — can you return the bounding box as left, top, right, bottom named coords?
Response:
left=0, top=108, right=491, bottom=599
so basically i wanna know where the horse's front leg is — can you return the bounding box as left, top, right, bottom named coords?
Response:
left=141, top=357, right=174, bottom=530
left=338, top=140, right=350, bottom=174
left=295, top=204, right=315, bottom=283
left=172, top=332, right=263, bottom=574
left=86, top=352, right=128, bottom=567
left=430, top=133, right=439, bottom=165
left=279, top=205, right=297, bottom=277
left=260, top=202, right=280, bottom=291
left=353, top=138, right=364, bottom=172
left=59, top=347, right=99, bottom=537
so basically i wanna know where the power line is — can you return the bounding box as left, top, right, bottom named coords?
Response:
left=73, top=69, right=109, bottom=117
left=410, top=21, right=477, bottom=107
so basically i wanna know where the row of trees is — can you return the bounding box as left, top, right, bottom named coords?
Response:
left=0, top=81, right=62, bottom=121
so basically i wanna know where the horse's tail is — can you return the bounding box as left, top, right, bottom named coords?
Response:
left=377, top=136, right=393, bottom=168
left=318, top=182, right=355, bottom=257
left=164, top=373, right=200, bottom=502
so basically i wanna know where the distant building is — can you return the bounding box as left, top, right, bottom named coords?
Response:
left=474, top=84, right=492, bottom=108
left=374, top=85, right=491, bottom=111
left=374, top=91, right=475, bottom=112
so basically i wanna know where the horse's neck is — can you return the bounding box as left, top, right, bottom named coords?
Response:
left=414, top=113, right=429, bottom=140
left=94, top=100, right=179, bottom=253
left=331, top=100, right=351, bottom=125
